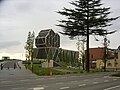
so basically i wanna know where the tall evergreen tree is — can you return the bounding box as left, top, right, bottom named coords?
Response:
left=57, top=0, right=119, bottom=72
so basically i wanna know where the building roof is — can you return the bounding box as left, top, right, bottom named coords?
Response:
left=89, top=47, right=118, bottom=60
left=38, top=29, right=51, bottom=37
left=89, top=47, right=104, bottom=60
left=35, top=29, right=60, bottom=48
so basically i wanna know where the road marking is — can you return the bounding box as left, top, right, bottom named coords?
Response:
left=56, top=82, right=64, bottom=85
left=60, top=87, right=70, bottom=89
left=36, top=85, right=42, bottom=87
left=17, top=78, right=25, bottom=80
left=20, top=79, right=29, bottom=81
left=87, top=75, right=92, bottom=77
left=104, top=80, right=109, bottom=82
left=12, top=88, right=23, bottom=90
left=104, top=85, right=120, bottom=90
left=50, top=77, right=56, bottom=79
left=71, top=81, right=78, bottom=83
left=113, top=79, right=117, bottom=81
left=71, top=76, right=77, bottom=77
left=78, top=84, right=86, bottom=87
left=28, top=88, right=33, bottom=90
left=71, top=76, right=81, bottom=78
left=93, top=82, right=99, bottom=84
left=12, top=88, right=20, bottom=90
left=33, top=87, right=44, bottom=90
left=61, top=77, right=67, bottom=79
left=36, top=78, right=44, bottom=80
left=1, top=81, right=12, bottom=83
left=42, top=85, right=48, bottom=88
left=94, top=78, right=99, bottom=80
left=83, top=79, right=89, bottom=81
left=104, top=76, right=109, bottom=78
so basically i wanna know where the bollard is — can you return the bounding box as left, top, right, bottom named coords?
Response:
left=50, top=71, right=52, bottom=76
left=1, top=64, right=3, bottom=70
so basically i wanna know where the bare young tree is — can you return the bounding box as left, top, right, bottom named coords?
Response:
left=76, top=36, right=86, bottom=70
left=24, top=31, right=35, bottom=61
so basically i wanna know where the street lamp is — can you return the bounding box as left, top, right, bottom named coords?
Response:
left=31, top=50, right=34, bottom=73
left=93, top=35, right=110, bottom=71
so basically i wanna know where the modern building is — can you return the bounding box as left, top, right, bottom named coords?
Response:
left=33, top=29, right=79, bottom=67
left=35, top=29, right=60, bottom=48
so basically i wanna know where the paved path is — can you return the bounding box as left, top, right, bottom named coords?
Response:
left=0, top=60, right=36, bottom=78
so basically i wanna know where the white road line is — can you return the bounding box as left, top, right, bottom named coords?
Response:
left=50, top=78, right=56, bottom=79
left=33, top=87, right=44, bottom=90
left=87, top=75, right=92, bottom=77
left=93, top=82, right=99, bottom=84
left=12, top=88, right=20, bottom=90
left=42, top=85, right=48, bottom=88
left=36, top=85, right=42, bottom=87
left=71, top=76, right=77, bottom=77
left=28, top=88, right=33, bottom=90
left=56, top=82, right=64, bottom=85
left=36, top=78, right=44, bottom=80
left=83, top=79, right=89, bottom=81
left=20, top=79, right=29, bottom=81
left=113, top=79, right=117, bottom=81
left=94, top=78, right=99, bottom=80
left=1, top=81, right=12, bottom=83
left=61, top=77, right=67, bottom=79
left=17, top=78, right=24, bottom=80
left=71, top=76, right=81, bottom=78
left=104, top=80, right=109, bottom=82
left=71, top=81, right=78, bottom=83
left=60, top=87, right=70, bottom=89
left=78, top=84, right=86, bottom=87
left=104, top=85, right=120, bottom=90
left=104, top=76, right=109, bottom=78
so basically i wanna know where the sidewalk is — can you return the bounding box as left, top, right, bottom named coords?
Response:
left=0, top=61, right=36, bottom=78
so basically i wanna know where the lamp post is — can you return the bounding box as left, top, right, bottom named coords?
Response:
left=31, top=50, right=34, bottom=73
left=103, top=36, right=110, bottom=71
left=114, top=51, right=117, bottom=71
left=94, top=35, right=110, bottom=71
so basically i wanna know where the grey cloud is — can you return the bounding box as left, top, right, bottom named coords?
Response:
left=0, top=0, right=119, bottom=53
left=0, top=41, right=21, bottom=49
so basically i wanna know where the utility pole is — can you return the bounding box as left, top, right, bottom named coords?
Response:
left=31, top=51, right=33, bottom=73
left=103, top=36, right=109, bottom=71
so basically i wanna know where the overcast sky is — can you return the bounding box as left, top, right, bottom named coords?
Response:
left=0, top=0, right=120, bottom=56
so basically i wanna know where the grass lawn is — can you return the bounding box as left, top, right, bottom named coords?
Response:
left=25, top=59, right=118, bottom=76
left=25, top=64, right=63, bottom=76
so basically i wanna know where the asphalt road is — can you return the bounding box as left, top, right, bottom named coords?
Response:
left=0, top=60, right=120, bottom=90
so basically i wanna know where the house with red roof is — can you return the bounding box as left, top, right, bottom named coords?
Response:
left=89, top=47, right=120, bottom=69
